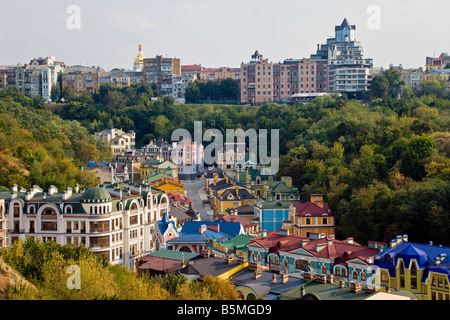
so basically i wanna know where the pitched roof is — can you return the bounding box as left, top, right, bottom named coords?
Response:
left=292, top=201, right=332, bottom=217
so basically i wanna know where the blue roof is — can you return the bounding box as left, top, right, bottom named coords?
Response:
left=157, top=212, right=176, bottom=235
left=180, top=220, right=242, bottom=238
left=375, top=241, right=450, bottom=278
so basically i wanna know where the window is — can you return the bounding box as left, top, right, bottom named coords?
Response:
left=305, top=218, right=311, bottom=225
left=352, top=270, right=358, bottom=280
left=322, top=218, right=327, bottom=225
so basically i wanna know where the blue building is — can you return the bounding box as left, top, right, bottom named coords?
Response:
left=254, top=200, right=292, bottom=233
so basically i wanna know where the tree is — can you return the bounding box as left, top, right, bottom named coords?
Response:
left=369, top=75, right=389, bottom=99
left=185, top=81, right=201, bottom=103
left=383, top=67, right=405, bottom=99
left=400, top=135, right=437, bottom=180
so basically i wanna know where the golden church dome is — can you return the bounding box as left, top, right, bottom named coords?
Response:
left=134, top=42, right=145, bottom=64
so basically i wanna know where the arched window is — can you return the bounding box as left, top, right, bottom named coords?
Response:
left=29, top=206, right=35, bottom=214
left=321, top=265, right=327, bottom=274
left=352, top=270, right=358, bottom=280
left=411, top=261, right=417, bottom=276
left=399, top=260, right=405, bottom=275
left=65, top=206, right=72, bottom=214
left=335, top=268, right=341, bottom=276
left=130, top=202, right=138, bottom=211
left=42, top=207, right=57, bottom=215
left=342, top=268, right=347, bottom=277
left=94, top=206, right=98, bottom=214
left=361, top=272, right=366, bottom=281
left=13, top=203, right=21, bottom=217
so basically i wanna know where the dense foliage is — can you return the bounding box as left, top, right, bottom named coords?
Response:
left=0, top=88, right=109, bottom=191
left=2, top=68, right=450, bottom=247
left=0, top=237, right=241, bottom=300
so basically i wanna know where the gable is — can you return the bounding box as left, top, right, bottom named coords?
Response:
left=347, top=258, right=369, bottom=266
left=288, top=248, right=315, bottom=257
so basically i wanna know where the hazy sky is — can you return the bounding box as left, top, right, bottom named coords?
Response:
left=1, top=0, right=449, bottom=70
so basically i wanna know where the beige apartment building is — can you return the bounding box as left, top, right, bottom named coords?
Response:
left=62, top=65, right=103, bottom=95
left=240, top=51, right=320, bottom=105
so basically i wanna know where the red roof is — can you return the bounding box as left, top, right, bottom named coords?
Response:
left=250, top=231, right=307, bottom=252
left=220, top=215, right=257, bottom=229
left=300, top=237, right=379, bottom=262
left=138, top=257, right=181, bottom=271
left=181, top=64, right=202, bottom=71
left=168, top=192, right=192, bottom=203
left=292, top=201, right=332, bottom=217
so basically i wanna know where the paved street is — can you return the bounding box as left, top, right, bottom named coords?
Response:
left=181, top=176, right=214, bottom=221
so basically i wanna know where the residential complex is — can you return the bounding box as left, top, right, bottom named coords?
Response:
left=62, top=65, right=103, bottom=95
left=1, top=182, right=170, bottom=270
left=143, top=55, right=182, bottom=97
left=311, top=18, right=373, bottom=97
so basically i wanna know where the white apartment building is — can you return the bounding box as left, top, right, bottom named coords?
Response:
left=3, top=183, right=169, bottom=271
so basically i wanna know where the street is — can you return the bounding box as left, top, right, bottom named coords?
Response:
left=181, top=176, right=214, bottom=221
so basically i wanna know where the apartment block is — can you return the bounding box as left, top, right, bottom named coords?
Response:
left=143, top=55, right=181, bottom=97
left=62, top=65, right=103, bottom=95
left=2, top=183, right=170, bottom=270
left=312, top=18, right=373, bottom=97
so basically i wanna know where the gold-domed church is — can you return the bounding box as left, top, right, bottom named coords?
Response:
left=133, top=42, right=146, bottom=71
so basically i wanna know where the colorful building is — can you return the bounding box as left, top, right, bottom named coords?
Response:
left=283, top=194, right=335, bottom=237
left=374, top=235, right=450, bottom=300
left=253, top=200, right=293, bottom=233
left=426, top=52, right=450, bottom=72
left=166, top=220, right=245, bottom=254
left=152, top=212, right=179, bottom=251
left=149, top=177, right=186, bottom=196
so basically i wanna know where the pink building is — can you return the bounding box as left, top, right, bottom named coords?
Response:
left=164, top=138, right=204, bottom=180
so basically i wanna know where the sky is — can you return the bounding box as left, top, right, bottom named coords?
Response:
left=0, top=0, right=449, bottom=70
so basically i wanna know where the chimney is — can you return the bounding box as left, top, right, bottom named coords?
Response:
left=310, top=194, right=324, bottom=208
left=48, top=185, right=58, bottom=195
left=346, top=237, right=354, bottom=244
left=74, top=184, right=79, bottom=193
left=299, top=286, right=305, bottom=298
left=199, top=224, right=207, bottom=234
left=339, top=280, right=346, bottom=288
left=207, top=224, right=220, bottom=233
left=402, top=234, right=408, bottom=242
left=390, top=239, right=397, bottom=248
left=272, top=274, right=277, bottom=284
left=261, top=230, right=267, bottom=238
left=11, top=184, right=18, bottom=193
left=396, top=235, right=403, bottom=245
left=301, top=239, right=309, bottom=246
left=278, top=228, right=289, bottom=236
left=62, top=187, right=72, bottom=200
left=254, top=269, right=262, bottom=280
left=303, top=272, right=314, bottom=281
left=282, top=273, right=289, bottom=284
left=350, top=281, right=362, bottom=293
left=327, top=274, right=334, bottom=284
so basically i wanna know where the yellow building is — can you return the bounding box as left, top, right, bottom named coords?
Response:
left=209, top=176, right=256, bottom=218
left=62, top=65, right=103, bottom=95
left=150, top=177, right=186, bottom=196
left=283, top=194, right=335, bottom=237
left=374, top=236, right=450, bottom=300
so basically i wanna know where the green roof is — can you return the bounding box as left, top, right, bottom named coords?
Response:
left=147, top=249, right=198, bottom=261
left=80, top=187, right=112, bottom=202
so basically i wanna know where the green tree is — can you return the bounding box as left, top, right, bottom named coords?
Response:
left=369, top=75, right=389, bottom=99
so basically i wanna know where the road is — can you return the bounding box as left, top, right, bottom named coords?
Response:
left=181, top=176, right=214, bottom=221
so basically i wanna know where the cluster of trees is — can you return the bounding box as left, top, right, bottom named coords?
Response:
left=185, top=78, right=240, bottom=103
left=0, top=88, right=106, bottom=191
left=0, top=237, right=240, bottom=300
left=3, top=68, right=449, bottom=247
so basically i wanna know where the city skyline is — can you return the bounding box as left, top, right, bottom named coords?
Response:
left=1, top=0, right=449, bottom=70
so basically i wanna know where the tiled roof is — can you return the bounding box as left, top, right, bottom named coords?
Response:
left=292, top=201, right=332, bottom=217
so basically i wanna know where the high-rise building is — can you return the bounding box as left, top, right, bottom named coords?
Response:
left=240, top=51, right=320, bottom=105
left=311, top=18, right=373, bottom=97
left=143, top=55, right=181, bottom=97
